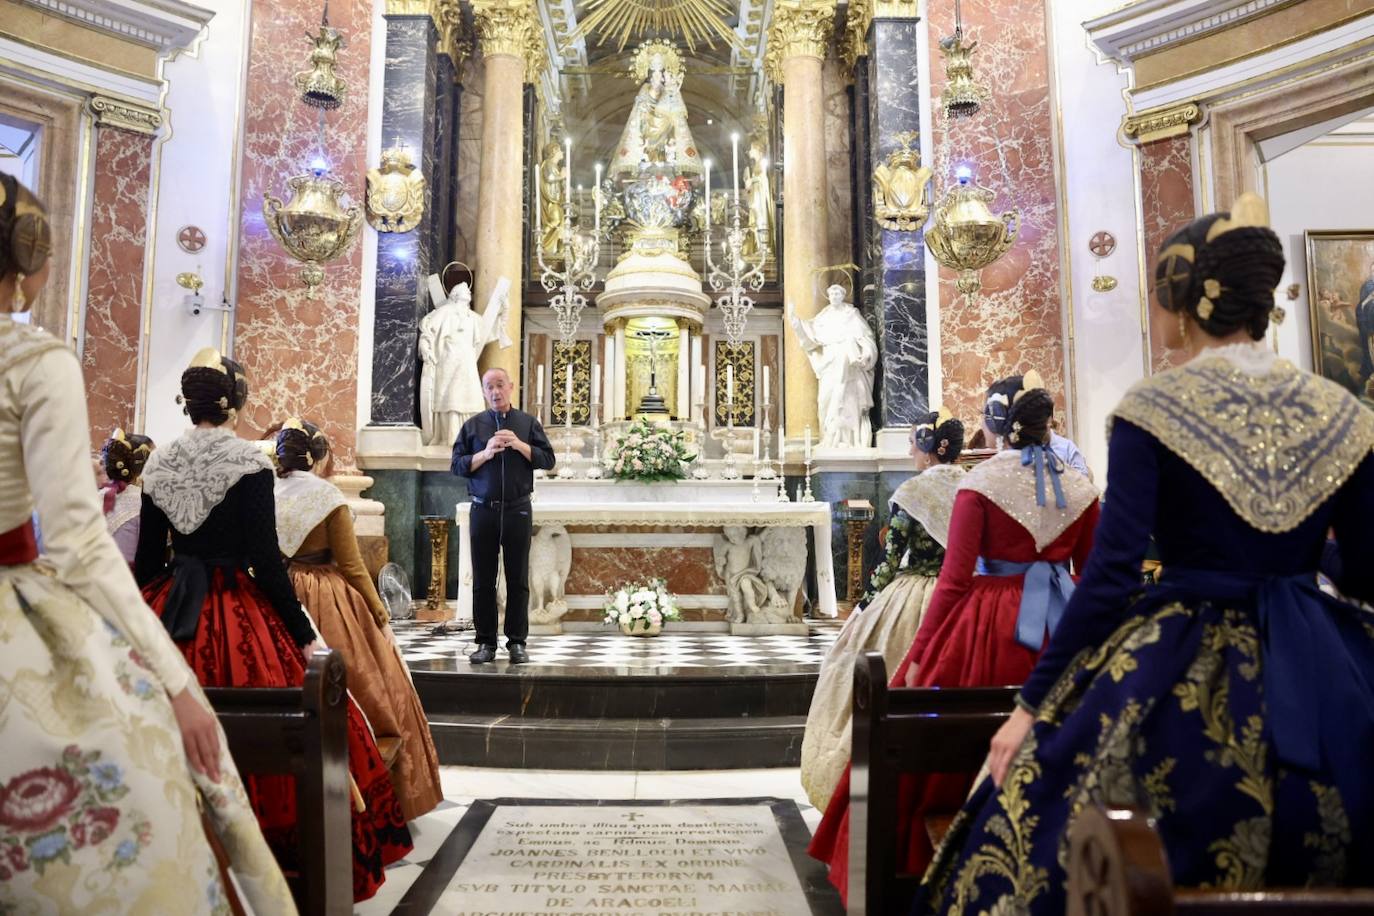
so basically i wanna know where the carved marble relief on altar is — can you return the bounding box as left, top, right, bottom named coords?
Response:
left=714, top=340, right=757, bottom=427
left=550, top=339, right=593, bottom=425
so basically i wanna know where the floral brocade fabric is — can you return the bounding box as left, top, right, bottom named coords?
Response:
left=1110, top=355, right=1374, bottom=534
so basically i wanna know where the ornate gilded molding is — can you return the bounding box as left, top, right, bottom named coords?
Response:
left=838, top=0, right=918, bottom=72
left=87, top=95, right=162, bottom=135
left=765, top=0, right=836, bottom=83
left=471, top=0, right=546, bottom=82
left=384, top=0, right=468, bottom=63
left=1122, top=101, right=1203, bottom=144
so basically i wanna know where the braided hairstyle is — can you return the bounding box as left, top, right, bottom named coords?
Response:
left=913, top=410, right=965, bottom=463
left=983, top=373, right=1055, bottom=448
left=1153, top=194, right=1285, bottom=341
left=101, top=430, right=154, bottom=483
left=179, top=348, right=249, bottom=425
left=275, top=419, right=330, bottom=478
left=0, top=173, right=52, bottom=282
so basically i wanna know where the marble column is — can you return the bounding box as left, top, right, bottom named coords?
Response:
left=770, top=0, right=835, bottom=439
left=370, top=7, right=462, bottom=425
left=471, top=0, right=541, bottom=384
left=676, top=319, right=691, bottom=420
left=613, top=320, right=627, bottom=419
left=865, top=16, right=928, bottom=426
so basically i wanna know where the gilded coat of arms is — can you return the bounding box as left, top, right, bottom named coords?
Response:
left=366, top=145, right=426, bottom=233
left=872, top=131, right=932, bottom=232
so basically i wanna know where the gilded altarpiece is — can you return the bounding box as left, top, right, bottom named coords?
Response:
left=550, top=340, right=593, bottom=425
left=713, top=341, right=756, bottom=427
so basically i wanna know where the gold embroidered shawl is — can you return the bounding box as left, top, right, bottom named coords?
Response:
left=890, top=463, right=964, bottom=548
left=958, top=448, right=1099, bottom=551
left=1110, top=356, right=1374, bottom=533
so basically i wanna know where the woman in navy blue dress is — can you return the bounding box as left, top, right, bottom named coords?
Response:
left=918, top=193, right=1374, bottom=915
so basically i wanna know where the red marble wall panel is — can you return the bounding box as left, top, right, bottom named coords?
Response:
left=1139, top=135, right=1196, bottom=372
left=233, top=0, right=372, bottom=465
left=928, top=0, right=1065, bottom=422
left=83, top=127, right=153, bottom=447
left=564, top=545, right=724, bottom=597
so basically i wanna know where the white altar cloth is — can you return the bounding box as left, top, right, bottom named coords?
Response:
left=452, top=497, right=836, bottom=621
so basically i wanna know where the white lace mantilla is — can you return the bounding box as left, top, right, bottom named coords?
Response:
left=959, top=448, right=1099, bottom=550
left=141, top=427, right=273, bottom=534
left=1193, top=340, right=1278, bottom=376
left=273, top=471, right=347, bottom=556
left=889, top=463, right=964, bottom=548
left=104, top=484, right=142, bottom=535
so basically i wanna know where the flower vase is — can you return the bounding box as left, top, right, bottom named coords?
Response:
left=620, top=620, right=663, bottom=637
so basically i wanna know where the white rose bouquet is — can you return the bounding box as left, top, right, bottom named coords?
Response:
left=602, top=577, right=682, bottom=634
left=604, top=418, right=695, bottom=482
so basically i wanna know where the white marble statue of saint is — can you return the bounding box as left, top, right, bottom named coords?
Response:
left=608, top=48, right=702, bottom=179
left=788, top=284, right=878, bottom=449
left=418, top=273, right=512, bottom=447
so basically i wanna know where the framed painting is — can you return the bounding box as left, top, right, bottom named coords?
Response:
left=1305, top=230, right=1374, bottom=407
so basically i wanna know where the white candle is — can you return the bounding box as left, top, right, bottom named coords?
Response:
left=726, top=363, right=734, bottom=405
left=762, top=365, right=770, bottom=405
left=591, top=362, right=600, bottom=407
left=753, top=427, right=760, bottom=460
left=704, top=159, right=711, bottom=235
left=777, top=423, right=785, bottom=462
left=564, top=138, right=572, bottom=204
left=804, top=425, right=812, bottom=462
left=565, top=363, right=573, bottom=406
left=731, top=133, right=740, bottom=207
left=536, top=363, right=545, bottom=401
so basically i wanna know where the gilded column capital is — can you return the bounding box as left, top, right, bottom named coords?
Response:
left=765, top=0, right=836, bottom=83
left=87, top=95, right=162, bottom=135
left=839, top=0, right=871, bottom=72
left=471, top=0, right=546, bottom=82
left=1122, top=100, right=1203, bottom=144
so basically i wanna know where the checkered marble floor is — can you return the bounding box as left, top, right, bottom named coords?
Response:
left=391, top=620, right=839, bottom=671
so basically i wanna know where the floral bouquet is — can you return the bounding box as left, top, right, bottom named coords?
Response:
left=603, top=577, right=682, bottom=635
left=604, top=417, right=695, bottom=482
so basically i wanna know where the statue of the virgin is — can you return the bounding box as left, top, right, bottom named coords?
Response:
left=608, top=41, right=702, bottom=180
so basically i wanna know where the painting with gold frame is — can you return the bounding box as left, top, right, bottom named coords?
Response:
left=1305, top=229, right=1374, bottom=408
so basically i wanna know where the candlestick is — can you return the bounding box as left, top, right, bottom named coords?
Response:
left=731, top=133, right=740, bottom=207
left=564, top=363, right=573, bottom=414
left=804, top=425, right=812, bottom=462
left=725, top=364, right=734, bottom=429
left=762, top=365, right=770, bottom=405
left=536, top=363, right=545, bottom=402
left=591, top=362, right=600, bottom=407
left=753, top=427, right=760, bottom=461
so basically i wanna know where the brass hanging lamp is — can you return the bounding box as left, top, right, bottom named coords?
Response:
left=924, top=166, right=1018, bottom=296
left=295, top=1, right=347, bottom=110
left=940, top=0, right=987, bottom=119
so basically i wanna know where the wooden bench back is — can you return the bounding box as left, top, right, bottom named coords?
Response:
left=848, top=651, right=1019, bottom=916
left=205, top=650, right=352, bottom=916
left=1067, top=804, right=1374, bottom=915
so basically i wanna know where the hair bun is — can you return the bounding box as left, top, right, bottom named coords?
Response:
left=275, top=419, right=330, bottom=477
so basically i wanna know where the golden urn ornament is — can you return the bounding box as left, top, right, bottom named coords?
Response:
left=262, top=163, right=363, bottom=296
left=366, top=143, right=426, bottom=233
left=924, top=170, right=1019, bottom=296
left=295, top=19, right=347, bottom=110
left=872, top=131, right=932, bottom=232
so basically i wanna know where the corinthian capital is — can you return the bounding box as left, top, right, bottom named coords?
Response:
left=765, top=0, right=836, bottom=82
left=471, top=0, right=545, bottom=81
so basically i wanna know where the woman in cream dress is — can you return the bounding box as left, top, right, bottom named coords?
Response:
left=800, top=410, right=966, bottom=811
left=0, top=175, right=294, bottom=913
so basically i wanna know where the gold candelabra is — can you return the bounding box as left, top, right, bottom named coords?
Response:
left=534, top=139, right=601, bottom=344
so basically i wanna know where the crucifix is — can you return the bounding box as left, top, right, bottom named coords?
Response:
left=632, top=327, right=673, bottom=415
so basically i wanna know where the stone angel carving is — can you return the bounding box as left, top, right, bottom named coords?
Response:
left=418, top=272, right=512, bottom=447
left=712, top=526, right=808, bottom=624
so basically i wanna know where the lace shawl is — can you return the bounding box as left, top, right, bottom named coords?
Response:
left=0, top=317, right=64, bottom=375
left=958, top=448, right=1099, bottom=550
left=1111, top=344, right=1374, bottom=533
left=889, top=462, right=965, bottom=548
left=104, top=484, right=142, bottom=535
left=273, top=471, right=347, bottom=557
left=141, top=427, right=274, bottom=534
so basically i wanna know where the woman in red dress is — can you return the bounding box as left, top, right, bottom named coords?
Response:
left=134, top=349, right=413, bottom=902
left=808, top=371, right=1100, bottom=903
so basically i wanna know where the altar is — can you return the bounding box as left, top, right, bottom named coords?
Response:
left=451, top=479, right=836, bottom=632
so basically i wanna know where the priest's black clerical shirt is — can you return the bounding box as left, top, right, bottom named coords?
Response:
left=450, top=408, right=556, bottom=505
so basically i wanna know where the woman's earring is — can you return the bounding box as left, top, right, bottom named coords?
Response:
left=1177, top=311, right=1190, bottom=348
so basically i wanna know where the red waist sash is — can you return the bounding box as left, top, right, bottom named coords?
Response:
left=0, top=521, right=38, bottom=566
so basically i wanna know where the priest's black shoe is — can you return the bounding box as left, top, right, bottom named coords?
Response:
left=507, top=643, right=529, bottom=665
left=469, top=645, right=497, bottom=664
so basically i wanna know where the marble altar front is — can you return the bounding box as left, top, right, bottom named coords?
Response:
left=450, top=478, right=836, bottom=632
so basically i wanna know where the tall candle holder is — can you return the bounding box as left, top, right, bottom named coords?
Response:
left=713, top=399, right=741, bottom=480
left=755, top=402, right=777, bottom=480
left=799, top=455, right=816, bottom=502
left=585, top=400, right=604, bottom=478
left=535, top=143, right=601, bottom=344
left=555, top=392, right=581, bottom=479
left=533, top=396, right=549, bottom=478
left=691, top=412, right=711, bottom=479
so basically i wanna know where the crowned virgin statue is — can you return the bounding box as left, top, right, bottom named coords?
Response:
left=609, top=42, right=702, bottom=181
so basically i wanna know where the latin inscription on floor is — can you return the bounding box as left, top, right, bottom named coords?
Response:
left=442, top=804, right=813, bottom=915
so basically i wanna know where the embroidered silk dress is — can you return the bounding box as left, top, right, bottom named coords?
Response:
left=275, top=470, right=442, bottom=821
left=101, top=481, right=142, bottom=565
left=0, top=317, right=295, bottom=915
left=919, top=344, right=1374, bottom=915
left=135, top=429, right=413, bottom=901
left=801, top=463, right=964, bottom=812
left=810, top=447, right=1099, bottom=902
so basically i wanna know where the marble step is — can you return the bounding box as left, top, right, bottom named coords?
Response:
left=427, top=713, right=808, bottom=770
left=413, top=669, right=818, bottom=720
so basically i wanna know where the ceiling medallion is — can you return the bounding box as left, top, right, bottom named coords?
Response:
left=177, top=225, right=207, bottom=253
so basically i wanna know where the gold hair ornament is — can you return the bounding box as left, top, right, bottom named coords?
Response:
left=188, top=347, right=227, bottom=372
left=1205, top=192, right=1270, bottom=242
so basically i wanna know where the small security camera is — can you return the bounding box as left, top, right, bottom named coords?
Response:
left=185, top=292, right=205, bottom=316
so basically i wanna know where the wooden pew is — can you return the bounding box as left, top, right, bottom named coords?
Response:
left=1067, top=804, right=1374, bottom=915
left=848, top=651, right=1020, bottom=916
left=205, top=650, right=352, bottom=916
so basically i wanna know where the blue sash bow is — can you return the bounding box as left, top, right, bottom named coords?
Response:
left=1159, top=568, right=1374, bottom=840
left=978, top=557, right=1075, bottom=650
left=1021, top=443, right=1067, bottom=509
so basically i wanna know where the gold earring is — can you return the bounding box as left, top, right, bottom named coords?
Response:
left=1177, top=311, right=1191, bottom=348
